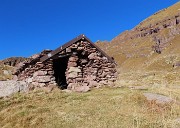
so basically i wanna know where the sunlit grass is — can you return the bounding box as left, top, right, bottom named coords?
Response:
left=0, top=83, right=179, bottom=128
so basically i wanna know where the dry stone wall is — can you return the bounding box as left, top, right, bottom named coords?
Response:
left=13, top=50, right=57, bottom=89
left=65, top=41, right=117, bottom=90
left=16, top=60, right=56, bottom=89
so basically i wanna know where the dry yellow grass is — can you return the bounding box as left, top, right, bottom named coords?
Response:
left=0, top=73, right=180, bottom=128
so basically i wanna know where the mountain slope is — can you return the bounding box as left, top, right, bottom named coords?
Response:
left=96, top=2, right=180, bottom=73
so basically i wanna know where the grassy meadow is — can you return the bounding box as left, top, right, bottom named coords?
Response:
left=0, top=70, right=180, bottom=128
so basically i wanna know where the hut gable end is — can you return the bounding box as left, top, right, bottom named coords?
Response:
left=40, top=34, right=116, bottom=64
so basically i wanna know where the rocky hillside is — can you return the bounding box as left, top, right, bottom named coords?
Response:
left=96, top=2, right=180, bottom=72
left=0, top=57, right=29, bottom=67
left=0, top=57, right=29, bottom=80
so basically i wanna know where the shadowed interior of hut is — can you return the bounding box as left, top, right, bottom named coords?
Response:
left=53, top=57, right=69, bottom=89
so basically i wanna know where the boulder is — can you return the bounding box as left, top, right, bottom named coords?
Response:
left=0, top=80, right=28, bottom=97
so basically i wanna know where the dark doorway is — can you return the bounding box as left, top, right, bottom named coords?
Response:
left=53, top=57, right=69, bottom=89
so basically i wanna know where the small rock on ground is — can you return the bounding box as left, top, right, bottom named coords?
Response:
left=74, top=86, right=90, bottom=93
left=143, top=92, right=174, bottom=104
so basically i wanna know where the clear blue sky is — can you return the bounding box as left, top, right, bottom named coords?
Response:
left=0, top=0, right=179, bottom=60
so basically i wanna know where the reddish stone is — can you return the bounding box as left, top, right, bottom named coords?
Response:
left=33, top=76, right=51, bottom=83
left=33, top=71, right=47, bottom=77
left=88, top=81, right=98, bottom=88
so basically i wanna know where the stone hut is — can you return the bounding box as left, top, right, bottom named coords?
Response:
left=14, top=34, right=117, bottom=91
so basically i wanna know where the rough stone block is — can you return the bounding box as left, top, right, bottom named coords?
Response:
left=68, top=62, right=77, bottom=67
left=88, top=81, right=98, bottom=88
left=48, top=71, right=54, bottom=75
left=68, top=67, right=81, bottom=73
left=69, top=56, right=78, bottom=62
left=67, top=72, right=78, bottom=78
left=33, top=76, right=51, bottom=83
left=33, top=71, right=47, bottom=77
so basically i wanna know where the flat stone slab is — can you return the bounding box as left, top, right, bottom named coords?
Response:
left=0, top=80, right=28, bottom=97
left=143, top=92, right=174, bottom=104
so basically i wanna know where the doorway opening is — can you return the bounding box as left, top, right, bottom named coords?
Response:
left=53, top=57, right=69, bottom=89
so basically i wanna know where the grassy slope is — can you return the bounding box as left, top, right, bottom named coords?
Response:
left=137, top=2, right=180, bottom=28
left=0, top=88, right=179, bottom=128
left=97, top=2, right=180, bottom=73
